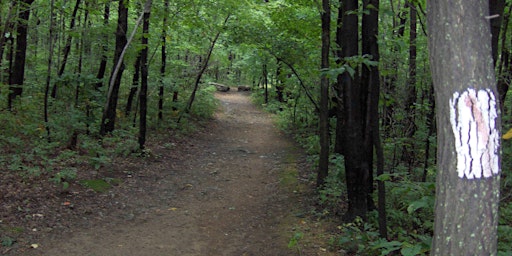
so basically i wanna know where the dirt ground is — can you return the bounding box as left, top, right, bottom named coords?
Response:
left=1, top=89, right=335, bottom=255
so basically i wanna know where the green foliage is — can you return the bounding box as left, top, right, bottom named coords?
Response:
left=331, top=215, right=431, bottom=256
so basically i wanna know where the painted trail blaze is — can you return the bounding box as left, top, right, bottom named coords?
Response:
left=449, top=88, right=500, bottom=179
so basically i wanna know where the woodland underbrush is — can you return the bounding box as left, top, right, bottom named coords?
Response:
left=0, top=84, right=219, bottom=192
left=255, top=91, right=512, bottom=256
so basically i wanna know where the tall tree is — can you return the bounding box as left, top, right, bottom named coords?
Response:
left=317, top=0, right=330, bottom=187
left=361, top=0, right=385, bottom=236
left=100, top=0, right=129, bottom=136
left=139, top=0, right=152, bottom=149
left=428, top=0, right=501, bottom=255
left=337, top=0, right=373, bottom=221
left=8, top=0, right=35, bottom=109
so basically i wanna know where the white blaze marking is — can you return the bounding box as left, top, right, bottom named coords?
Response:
left=449, top=88, right=500, bottom=179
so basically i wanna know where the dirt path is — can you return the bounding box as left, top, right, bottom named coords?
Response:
left=18, top=90, right=310, bottom=256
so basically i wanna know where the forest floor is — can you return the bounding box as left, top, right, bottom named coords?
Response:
left=1, top=89, right=339, bottom=255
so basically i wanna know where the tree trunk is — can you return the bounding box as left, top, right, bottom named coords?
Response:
left=44, top=0, right=57, bottom=141
left=401, top=1, right=418, bottom=171
left=51, top=0, right=81, bottom=99
left=126, top=54, right=141, bottom=116
left=158, top=0, right=169, bottom=122
left=337, top=0, right=369, bottom=221
left=95, top=2, right=110, bottom=90
left=138, top=0, right=151, bottom=150
left=317, top=0, right=330, bottom=188
left=100, top=0, right=129, bottom=136
left=8, top=0, right=35, bottom=110
left=428, top=1, right=501, bottom=255
left=179, top=16, right=230, bottom=123
left=362, top=0, right=384, bottom=235
left=0, top=1, right=15, bottom=74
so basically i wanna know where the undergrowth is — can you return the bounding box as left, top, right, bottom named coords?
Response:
left=0, top=84, right=219, bottom=190
left=254, top=93, right=512, bottom=255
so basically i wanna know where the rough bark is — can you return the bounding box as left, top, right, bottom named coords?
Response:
left=428, top=1, right=501, bottom=255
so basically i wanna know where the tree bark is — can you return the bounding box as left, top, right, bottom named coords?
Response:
left=362, top=0, right=384, bottom=235
left=8, top=0, right=35, bottom=110
left=428, top=1, right=501, bottom=255
left=317, top=0, right=330, bottom=188
left=337, top=0, right=369, bottom=221
left=139, top=0, right=152, bottom=150
left=100, top=0, right=128, bottom=135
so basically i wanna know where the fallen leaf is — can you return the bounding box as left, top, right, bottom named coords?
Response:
left=503, top=128, right=512, bottom=139
left=169, top=207, right=178, bottom=211
left=62, top=201, right=71, bottom=206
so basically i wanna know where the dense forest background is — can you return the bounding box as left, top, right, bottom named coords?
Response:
left=1, top=0, right=511, bottom=255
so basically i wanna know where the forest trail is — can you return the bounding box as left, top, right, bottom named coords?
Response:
left=18, top=89, right=311, bottom=256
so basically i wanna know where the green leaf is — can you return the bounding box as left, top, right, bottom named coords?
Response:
left=401, top=244, right=422, bottom=256
left=407, top=196, right=432, bottom=214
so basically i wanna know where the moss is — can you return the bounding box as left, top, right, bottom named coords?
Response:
left=79, top=179, right=112, bottom=193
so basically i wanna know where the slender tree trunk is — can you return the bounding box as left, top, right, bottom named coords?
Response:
left=51, top=0, right=81, bottom=98
left=382, top=0, right=407, bottom=132
left=422, top=83, right=436, bottom=182
left=44, top=0, right=56, bottom=141
left=95, top=2, right=110, bottom=90
left=8, top=0, right=35, bottom=110
left=428, top=1, right=501, bottom=255
left=401, top=1, right=418, bottom=171
left=179, top=15, right=231, bottom=122
left=126, top=55, right=141, bottom=116
left=159, top=0, right=169, bottom=122
left=139, top=0, right=152, bottom=150
left=318, top=0, right=330, bottom=188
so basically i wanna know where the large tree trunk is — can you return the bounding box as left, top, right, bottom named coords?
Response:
left=100, top=0, right=128, bottom=136
left=317, top=0, right=330, bottom=187
left=362, top=0, right=384, bottom=236
left=8, top=0, right=35, bottom=110
left=428, top=1, right=501, bottom=255
left=337, top=0, right=369, bottom=221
